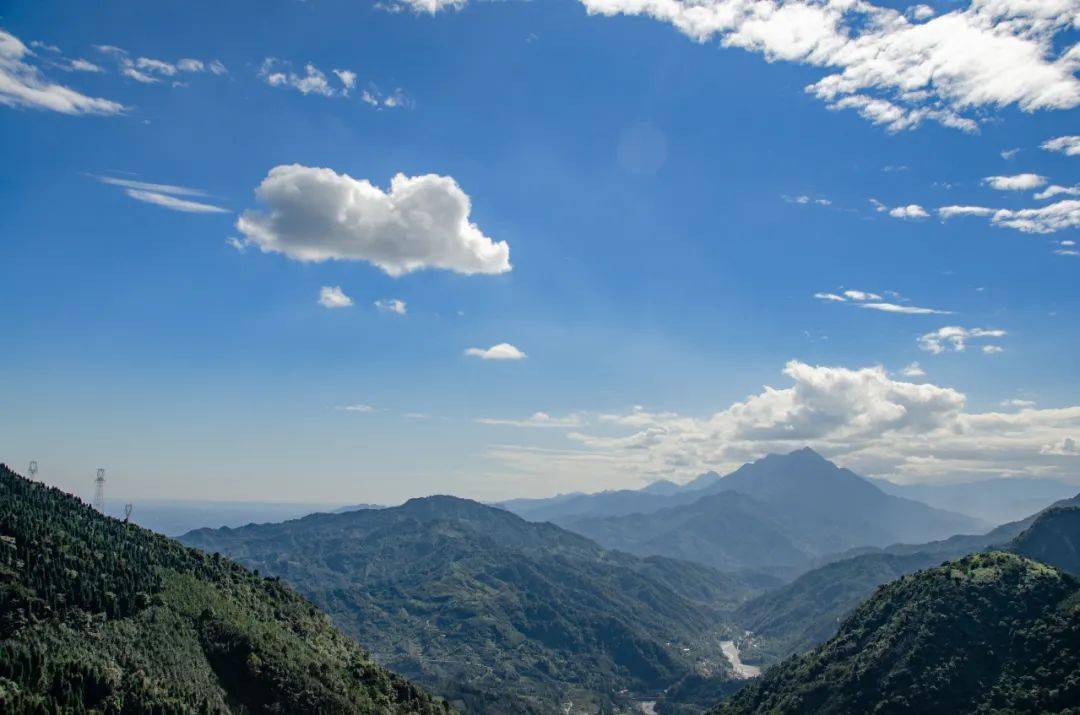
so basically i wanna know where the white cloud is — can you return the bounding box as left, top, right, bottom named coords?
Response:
left=900, top=361, right=925, bottom=377
left=939, top=199, right=1080, bottom=233
left=374, top=298, right=407, bottom=314
left=815, top=289, right=949, bottom=314
left=337, top=403, right=377, bottom=412
left=319, top=285, right=354, bottom=308
left=476, top=412, right=584, bottom=428
left=260, top=59, right=335, bottom=96
left=30, top=40, right=60, bottom=53
left=0, top=29, right=123, bottom=115
left=983, top=173, right=1048, bottom=191
left=1001, top=399, right=1036, bottom=409
left=577, top=0, right=1080, bottom=132
left=888, top=204, right=929, bottom=219
left=360, top=86, right=411, bottom=109
left=1042, top=135, right=1080, bottom=157
left=464, top=343, right=526, bottom=360
left=67, top=59, right=103, bottom=73
left=1040, top=437, right=1079, bottom=456
left=236, top=164, right=510, bottom=277
left=1034, top=184, right=1080, bottom=200
left=124, top=189, right=229, bottom=213
left=516, top=360, right=1080, bottom=488
left=177, top=58, right=204, bottom=72
left=333, top=69, right=357, bottom=91
left=918, top=326, right=1006, bottom=354
left=906, top=4, right=935, bottom=21
left=380, top=0, right=467, bottom=12
left=784, top=194, right=831, bottom=205
left=938, top=205, right=995, bottom=219
left=1000, top=148, right=1020, bottom=160
left=859, top=302, right=949, bottom=315
left=93, top=175, right=227, bottom=213
left=134, top=57, right=176, bottom=76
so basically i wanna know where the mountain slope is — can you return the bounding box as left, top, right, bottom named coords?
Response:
left=735, top=490, right=1080, bottom=663
left=0, top=464, right=447, bottom=714
left=181, top=495, right=755, bottom=713
left=567, top=491, right=812, bottom=572
left=719, top=552, right=1080, bottom=714
left=1009, top=506, right=1080, bottom=575
left=562, top=449, right=982, bottom=575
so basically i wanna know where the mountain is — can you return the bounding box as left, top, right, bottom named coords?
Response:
left=0, top=464, right=447, bottom=714
left=1009, top=506, right=1080, bottom=575
left=567, top=491, right=813, bottom=573
left=180, top=495, right=757, bottom=713
left=562, top=449, right=983, bottom=575
left=734, top=490, right=1080, bottom=662
left=718, top=552, right=1080, bottom=714
left=868, top=476, right=1078, bottom=525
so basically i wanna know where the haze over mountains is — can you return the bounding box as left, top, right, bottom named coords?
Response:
left=180, top=495, right=757, bottom=712
left=504, top=449, right=983, bottom=576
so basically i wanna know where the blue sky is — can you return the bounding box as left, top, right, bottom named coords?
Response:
left=1, top=0, right=1078, bottom=504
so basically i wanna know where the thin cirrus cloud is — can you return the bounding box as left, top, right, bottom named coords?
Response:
left=318, top=285, right=354, bottom=308
left=99, top=46, right=227, bottom=84
left=814, top=289, right=950, bottom=315
left=464, top=343, right=527, bottom=360
left=476, top=412, right=584, bottom=428
left=918, top=326, right=1006, bottom=354
left=236, top=164, right=510, bottom=277
left=0, top=29, right=123, bottom=115
left=92, top=175, right=229, bottom=213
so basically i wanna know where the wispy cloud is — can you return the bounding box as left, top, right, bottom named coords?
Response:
left=0, top=28, right=123, bottom=115
left=814, top=289, right=950, bottom=315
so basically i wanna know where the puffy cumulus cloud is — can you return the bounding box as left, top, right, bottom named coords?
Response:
left=464, top=343, right=527, bottom=360
left=578, top=0, right=1080, bottom=132
left=318, top=285, right=353, bottom=308
left=1042, top=135, right=1080, bottom=156
left=939, top=199, right=1080, bottom=233
left=814, top=288, right=950, bottom=315
left=983, top=173, right=1047, bottom=191
left=236, top=164, right=510, bottom=277
left=476, top=412, right=585, bottom=428
left=918, top=326, right=1006, bottom=354
left=0, top=29, right=123, bottom=114
left=888, top=204, right=929, bottom=219
left=502, top=361, right=1080, bottom=488
left=374, top=298, right=407, bottom=314
left=900, top=361, right=926, bottom=377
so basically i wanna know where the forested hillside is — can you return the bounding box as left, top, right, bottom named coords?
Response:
left=181, top=495, right=757, bottom=713
left=719, top=552, right=1080, bottom=714
left=0, top=464, right=449, bottom=713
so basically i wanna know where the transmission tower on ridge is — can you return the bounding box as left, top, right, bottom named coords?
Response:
left=94, top=468, right=106, bottom=513
left=28, top=461, right=38, bottom=479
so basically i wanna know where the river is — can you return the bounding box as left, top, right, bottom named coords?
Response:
left=720, top=640, right=761, bottom=679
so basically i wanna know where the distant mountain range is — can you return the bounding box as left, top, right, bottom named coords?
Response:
left=0, top=464, right=447, bottom=713
left=180, top=494, right=760, bottom=713
left=719, top=508, right=1080, bottom=713
left=867, top=475, right=1078, bottom=524
left=507, top=449, right=984, bottom=576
